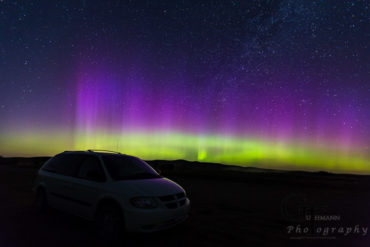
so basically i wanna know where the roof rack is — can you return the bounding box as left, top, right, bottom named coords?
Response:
left=87, top=149, right=122, bottom=154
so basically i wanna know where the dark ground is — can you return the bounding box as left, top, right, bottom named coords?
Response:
left=1, top=157, right=370, bottom=247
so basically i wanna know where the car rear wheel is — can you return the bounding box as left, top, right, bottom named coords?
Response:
left=96, top=204, right=125, bottom=245
left=35, top=188, right=48, bottom=212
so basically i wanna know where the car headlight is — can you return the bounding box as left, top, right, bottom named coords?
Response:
left=130, top=197, right=158, bottom=209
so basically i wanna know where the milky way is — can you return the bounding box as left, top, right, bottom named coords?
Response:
left=0, top=1, right=369, bottom=173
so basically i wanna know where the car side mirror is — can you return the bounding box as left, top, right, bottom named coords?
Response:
left=156, top=168, right=162, bottom=175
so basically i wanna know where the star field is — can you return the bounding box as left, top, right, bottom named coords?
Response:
left=0, top=0, right=369, bottom=173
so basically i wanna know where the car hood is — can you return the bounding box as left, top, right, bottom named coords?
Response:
left=110, top=177, right=184, bottom=196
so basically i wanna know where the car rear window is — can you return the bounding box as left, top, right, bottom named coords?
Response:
left=42, top=153, right=86, bottom=177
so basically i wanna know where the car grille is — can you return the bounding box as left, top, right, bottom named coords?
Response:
left=159, top=192, right=187, bottom=209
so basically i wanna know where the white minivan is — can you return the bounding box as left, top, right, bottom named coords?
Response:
left=33, top=150, right=190, bottom=239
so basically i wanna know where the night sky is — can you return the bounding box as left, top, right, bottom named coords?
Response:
left=0, top=0, right=369, bottom=173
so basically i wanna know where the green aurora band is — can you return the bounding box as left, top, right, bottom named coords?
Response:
left=1, top=129, right=369, bottom=174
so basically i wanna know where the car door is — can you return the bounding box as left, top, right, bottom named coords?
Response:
left=69, top=155, right=107, bottom=219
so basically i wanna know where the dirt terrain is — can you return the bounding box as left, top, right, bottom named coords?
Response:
left=1, top=157, right=370, bottom=247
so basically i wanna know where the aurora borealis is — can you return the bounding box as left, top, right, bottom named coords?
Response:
left=0, top=1, right=369, bottom=173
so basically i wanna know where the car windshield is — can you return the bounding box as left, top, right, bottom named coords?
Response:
left=102, top=155, right=160, bottom=180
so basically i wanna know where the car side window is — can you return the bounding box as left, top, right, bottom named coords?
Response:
left=78, top=156, right=105, bottom=182
left=43, top=154, right=84, bottom=177
left=42, top=156, right=62, bottom=173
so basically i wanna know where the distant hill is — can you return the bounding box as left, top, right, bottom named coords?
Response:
left=1, top=156, right=370, bottom=190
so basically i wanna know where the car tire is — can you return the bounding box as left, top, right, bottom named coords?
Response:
left=96, top=204, right=125, bottom=245
left=35, top=187, right=48, bottom=212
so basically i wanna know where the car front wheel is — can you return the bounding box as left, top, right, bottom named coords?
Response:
left=96, top=204, right=125, bottom=245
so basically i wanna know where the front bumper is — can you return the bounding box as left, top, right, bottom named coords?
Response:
left=124, top=198, right=190, bottom=232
